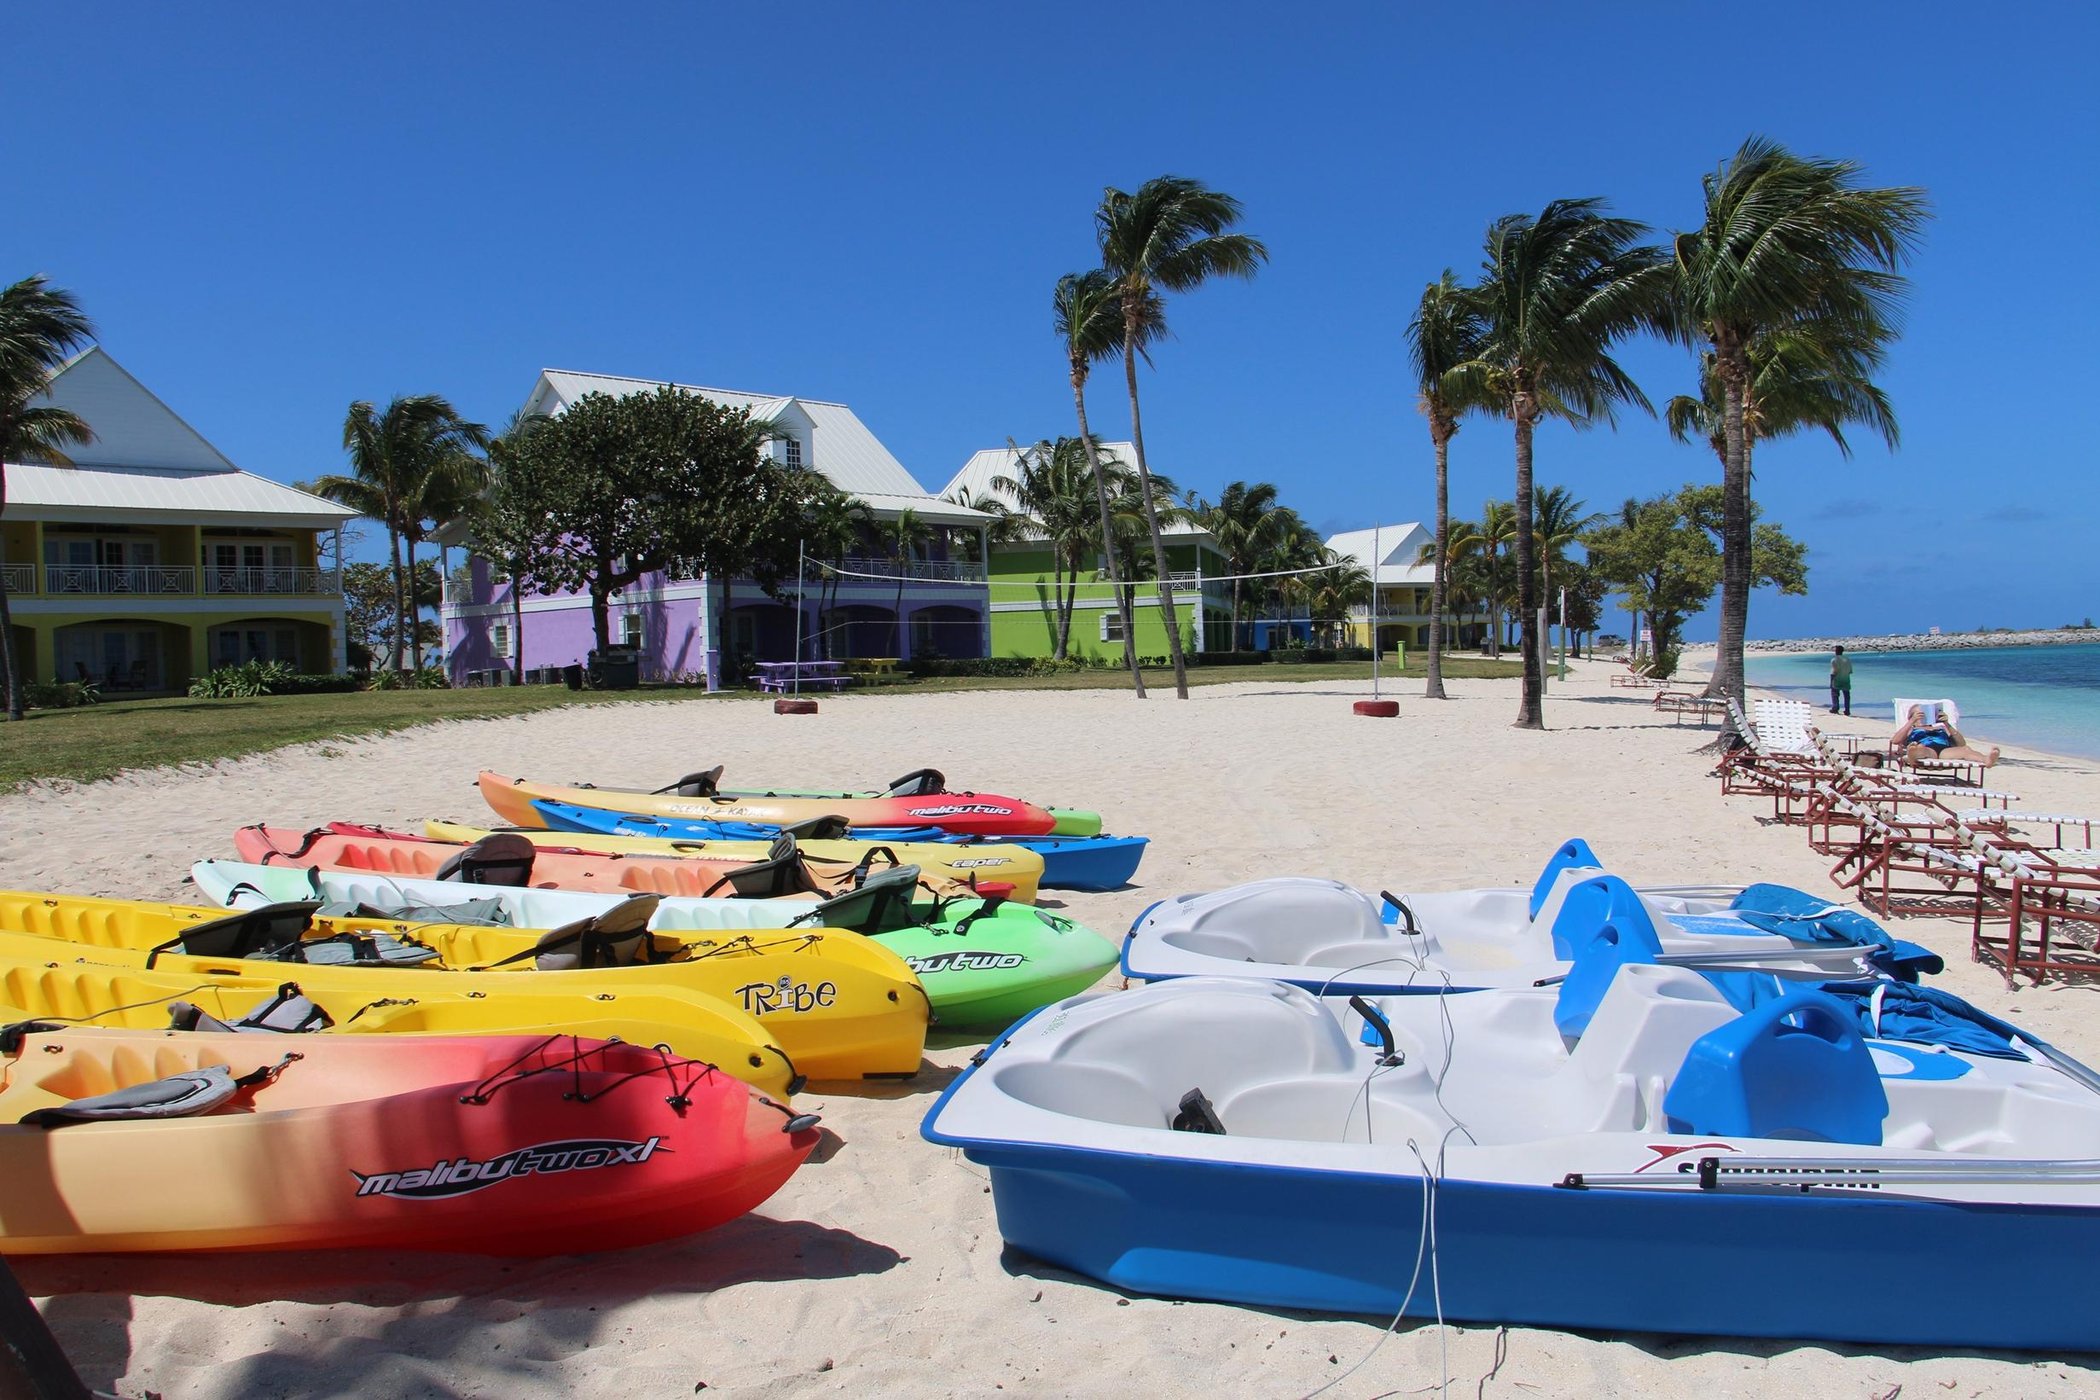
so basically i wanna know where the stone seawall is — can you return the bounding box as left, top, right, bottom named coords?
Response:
left=1682, top=629, right=2099, bottom=655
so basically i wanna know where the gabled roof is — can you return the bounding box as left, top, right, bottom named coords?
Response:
left=941, top=442, right=1212, bottom=540
left=1326, top=522, right=1435, bottom=585
left=4, top=347, right=355, bottom=528
left=527, top=369, right=989, bottom=527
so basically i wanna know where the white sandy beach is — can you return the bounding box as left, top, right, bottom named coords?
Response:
left=8, top=661, right=2100, bottom=1398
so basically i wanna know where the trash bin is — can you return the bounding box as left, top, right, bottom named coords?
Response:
left=587, top=647, right=641, bottom=691
left=562, top=663, right=585, bottom=691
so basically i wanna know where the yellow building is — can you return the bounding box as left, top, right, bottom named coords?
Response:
left=1, top=348, right=356, bottom=693
left=1325, top=522, right=1488, bottom=652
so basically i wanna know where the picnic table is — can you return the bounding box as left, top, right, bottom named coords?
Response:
left=753, top=660, right=851, bottom=693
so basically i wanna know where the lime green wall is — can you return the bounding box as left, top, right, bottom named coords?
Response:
left=985, top=538, right=1221, bottom=660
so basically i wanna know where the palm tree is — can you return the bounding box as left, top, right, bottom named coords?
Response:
left=1305, top=550, right=1372, bottom=647
left=1666, top=323, right=1899, bottom=468
left=1450, top=199, right=1671, bottom=727
left=1532, top=484, right=1603, bottom=669
left=1191, top=480, right=1297, bottom=650
left=885, top=508, right=930, bottom=658
left=803, top=482, right=871, bottom=659
left=1407, top=271, right=1486, bottom=698
left=1668, top=136, right=1927, bottom=712
left=0, top=276, right=96, bottom=720
left=314, top=397, right=489, bottom=673
left=995, top=437, right=1122, bottom=660
left=1054, top=269, right=1151, bottom=694
left=1096, top=175, right=1268, bottom=698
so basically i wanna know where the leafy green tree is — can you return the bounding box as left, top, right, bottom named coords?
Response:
left=0, top=275, right=95, bottom=720
left=343, top=558, right=441, bottom=669
left=804, top=481, right=872, bottom=659
left=314, top=396, right=489, bottom=673
left=1054, top=269, right=1151, bottom=693
left=509, top=387, right=812, bottom=653
left=1667, top=136, right=1926, bottom=710
left=1305, top=550, right=1372, bottom=647
left=1096, top=176, right=1268, bottom=697
left=1584, top=485, right=1807, bottom=679
left=470, top=411, right=555, bottom=682
left=1408, top=270, right=1487, bottom=697
left=1451, top=200, right=1671, bottom=726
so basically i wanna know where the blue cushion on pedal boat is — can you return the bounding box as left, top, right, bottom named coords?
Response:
left=1663, top=989, right=1888, bottom=1145
left=1548, top=874, right=1660, bottom=962
left=1552, top=913, right=1665, bottom=1039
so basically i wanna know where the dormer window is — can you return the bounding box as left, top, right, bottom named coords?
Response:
left=783, top=438, right=804, bottom=469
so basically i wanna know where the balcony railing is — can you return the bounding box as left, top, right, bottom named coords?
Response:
left=202, top=567, right=340, bottom=595
left=0, top=563, right=29, bottom=593
left=31, top=565, right=340, bottom=597
left=832, top=556, right=987, bottom=582
left=44, top=565, right=198, bottom=595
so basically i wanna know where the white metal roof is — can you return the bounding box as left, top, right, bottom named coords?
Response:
left=529, top=369, right=988, bottom=525
left=2, top=346, right=355, bottom=528
left=2, top=461, right=359, bottom=528
left=1326, top=522, right=1436, bottom=585
left=941, top=443, right=1211, bottom=539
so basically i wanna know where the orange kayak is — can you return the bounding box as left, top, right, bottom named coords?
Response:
left=232, top=824, right=979, bottom=901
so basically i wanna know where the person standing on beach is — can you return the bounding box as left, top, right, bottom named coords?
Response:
left=1829, top=645, right=1853, bottom=716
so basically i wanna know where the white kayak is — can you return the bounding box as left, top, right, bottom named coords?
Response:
left=923, top=964, right=2100, bottom=1348
left=1120, top=838, right=1928, bottom=994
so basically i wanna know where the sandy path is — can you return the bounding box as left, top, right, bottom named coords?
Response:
left=7, top=661, right=2098, bottom=1397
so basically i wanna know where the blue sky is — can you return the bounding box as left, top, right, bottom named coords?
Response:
left=8, top=2, right=2096, bottom=638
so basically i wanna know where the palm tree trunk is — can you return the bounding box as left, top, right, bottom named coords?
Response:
left=1513, top=404, right=1543, bottom=730
left=386, top=527, right=406, bottom=672
left=1706, top=347, right=1752, bottom=724
left=1070, top=372, right=1144, bottom=697
left=1426, top=424, right=1451, bottom=699
left=1122, top=336, right=1189, bottom=699
left=1050, top=550, right=1067, bottom=660
left=0, top=575, right=21, bottom=721
left=510, top=557, right=525, bottom=685
left=1229, top=576, right=1242, bottom=651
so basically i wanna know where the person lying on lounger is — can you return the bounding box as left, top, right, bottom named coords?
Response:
left=1891, top=704, right=2000, bottom=768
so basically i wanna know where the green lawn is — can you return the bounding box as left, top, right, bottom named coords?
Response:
left=0, top=658, right=1522, bottom=791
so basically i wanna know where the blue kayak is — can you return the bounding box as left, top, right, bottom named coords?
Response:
left=532, top=799, right=1148, bottom=892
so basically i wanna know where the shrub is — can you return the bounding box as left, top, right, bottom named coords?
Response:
left=905, top=656, right=1111, bottom=679
left=24, top=679, right=98, bottom=710
left=189, top=661, right=363, bottom=698
left=1191, top=651, right=1268, bottom=667
left=365, top=666, right=452, bottom=691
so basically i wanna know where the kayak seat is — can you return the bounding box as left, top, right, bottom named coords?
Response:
left=170, top=983, right=334, bottom=1034
left=653, top=765, right=724, bottom=798
left=434, top=833, right=538, bottom=887
left=483, top=894, right=663, bottom=971
left=781, top=815, right=854, bottom=841
left=883, top=768, right=946, bottom=797
left=249, top=930, right=440, bottom=968
left=1663, top=989, right=1889, bottom=1145
left=706, top=834, right=823, bottom=899
left=20, top=1064, right=244, bottom=1127
left=145, top=901, right=323, bottom=969
left=789, top=865, right=922, bottom=935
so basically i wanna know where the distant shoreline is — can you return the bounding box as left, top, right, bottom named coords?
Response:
left=1680, top=628, right=2098, bottom=655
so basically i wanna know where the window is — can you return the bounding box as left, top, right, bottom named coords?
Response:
left=783, top=438, right=803, bottom=469
left=1099, top=612, right=1126, bottom=642
left=620, top=613, right=644, bottom=647
left=492, top=623, right=513, bottom=658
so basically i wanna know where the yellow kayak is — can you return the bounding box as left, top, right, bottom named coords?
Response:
left=0, top=892, right=930, bottom=1082
left=420, top=819, right=1046, bottom=902
left=0, top=960, right=800, bottom=1101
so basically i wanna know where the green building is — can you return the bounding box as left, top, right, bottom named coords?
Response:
left=944, top=445, right=1229, bottom=661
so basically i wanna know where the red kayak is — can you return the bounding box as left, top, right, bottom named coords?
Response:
left=480, top=769, right=1061, bottom=837
left=1, top=1028, right=820, bottom=1256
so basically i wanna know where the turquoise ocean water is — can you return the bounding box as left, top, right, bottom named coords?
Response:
left=1742, top=643, right=2100, bottom=762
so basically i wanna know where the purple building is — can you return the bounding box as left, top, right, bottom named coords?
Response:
left=440, top=369, right=993, bottom=686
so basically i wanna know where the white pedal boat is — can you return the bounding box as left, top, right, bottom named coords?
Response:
left=924, top=956, right=2100, bottom=1348
left=1121, top=838, right=1935, bottom=993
